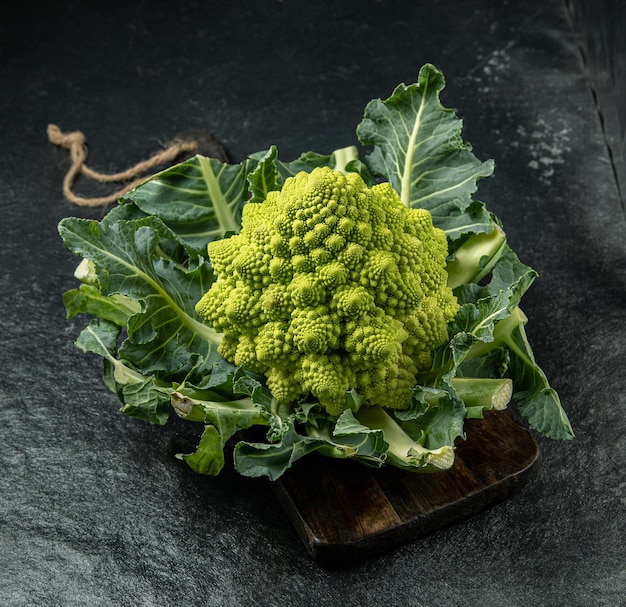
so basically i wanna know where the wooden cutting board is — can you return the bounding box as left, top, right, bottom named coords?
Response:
left=270, top=410, right=541, bottom=568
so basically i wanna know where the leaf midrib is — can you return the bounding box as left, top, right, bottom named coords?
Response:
left=198, top=155, right=241, bottom=234
left=69, top=225, right=220, bottom=345
left=401, top=94, right=427, bottom=206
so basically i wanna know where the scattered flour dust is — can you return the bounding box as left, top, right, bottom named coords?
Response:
left=478, top=48, right=513, bottom=93
left=513, top=121, right=572, bottom=183
left=462, top=43, right=514, bottom=94
left=465, top=43, right=572, bottom=183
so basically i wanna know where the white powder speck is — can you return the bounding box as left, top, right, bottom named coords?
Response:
left=516, top=118, right=571, bottom=183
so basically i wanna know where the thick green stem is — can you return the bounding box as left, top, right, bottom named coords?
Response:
left=355, top=405, right=455, bottom=471
left=446, top=222, right=507, bottom=289
left=465, top=306, right=528, bottom=360
left=450, top=377, right=512, bottom=410
left=305, top=425, right=360, bottom=459
left=332, top=146, right=360, bottom=175
left=171, top=391, right=267, bottom=425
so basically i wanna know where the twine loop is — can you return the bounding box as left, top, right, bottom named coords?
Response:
left=47, top=124, right=198, bottom=207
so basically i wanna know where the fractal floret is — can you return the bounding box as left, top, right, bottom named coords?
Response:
left=196, top=166, right=458, bottom=415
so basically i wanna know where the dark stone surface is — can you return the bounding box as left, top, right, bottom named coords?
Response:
left=567, top=0, right=626, bottom=200
left=1, top=1, right=624, bottom=605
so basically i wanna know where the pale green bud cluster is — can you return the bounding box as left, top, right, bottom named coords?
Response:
left=196, top=167, right=458, bottom=415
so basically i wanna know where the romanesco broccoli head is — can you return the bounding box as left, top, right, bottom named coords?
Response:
left=196, top=167, right=458, bottom=415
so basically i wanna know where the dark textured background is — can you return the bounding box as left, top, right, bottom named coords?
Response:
left=1, top=1, right=625, bottom=605
left=568, top=0, right=626, bottom=200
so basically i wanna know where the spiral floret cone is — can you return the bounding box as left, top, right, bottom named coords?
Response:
left=195, top=167, right=458, bottom=415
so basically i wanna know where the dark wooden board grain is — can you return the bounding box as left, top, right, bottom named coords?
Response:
left=270, top=410, right=541, bottom=568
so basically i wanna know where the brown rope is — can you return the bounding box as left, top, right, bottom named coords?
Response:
left=47, top=124, right=198, bottom=207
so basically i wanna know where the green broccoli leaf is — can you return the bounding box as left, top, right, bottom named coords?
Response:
left=74, top=318, right=173, bottom=424
left=58, top=215, right=220, bottom=379
left=273, top=146, right=374, bottom=183
left=101, top=200, right=149, bottom=224
left=317, top=408, right=389, bottom=467
left=122, top=155, right=252, bottom=255
left=457, top=348, right=510, bottom=379
left=437, top=199, right=493, bottom=241
left=247, top=145, right=376, bottom=206
left=396, top=387, right=467, bottom=451
left=75, top=317, right=122, bottom=361
left=63, top=284, right=141, bottom=326
left=275, top=150, right=334, bottom=178
left=178, top=426, right=225, bottom=475
left=419, top=246, right=536, bottom=389
left=430, top=244, right=572, bottom=440
left=467, top=307, right=574, bottom=440
left=233, top=403, right=390, bottom=480
left=173, top=390, right=268, bottom=475
left=356, top=63, right=494, bottom=237
left=234, top=424, right=330, bottom=481
left=118, top=378, right=172, bottom=425
left=247, top=145, right=283, bottom=203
